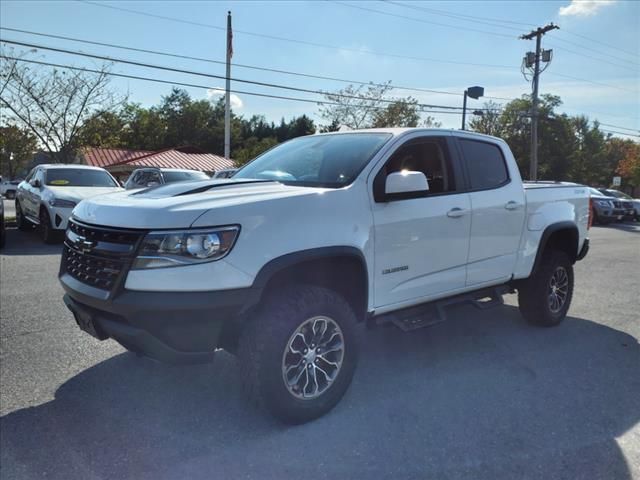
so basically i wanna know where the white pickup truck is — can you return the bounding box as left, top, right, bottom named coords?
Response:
left=60, top=129, right=590, bottom=423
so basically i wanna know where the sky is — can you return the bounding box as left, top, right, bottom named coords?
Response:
left=1, top=0, right=638, bottom=139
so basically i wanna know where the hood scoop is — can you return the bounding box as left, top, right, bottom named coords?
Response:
left=131, top=179, right=277, bottom=198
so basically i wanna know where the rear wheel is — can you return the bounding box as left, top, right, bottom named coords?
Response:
left=238, top=285, right=358, bottom=424
left=518, top=250, right=574, bottom=327
left=5, top=191, right=15, bottom=200
left=15, top=201, right=33, bottom=231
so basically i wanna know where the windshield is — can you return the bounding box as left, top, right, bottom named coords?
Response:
left=234, top=133, right=392, bottom=188
left=45, top=169, right=118, bottom=187
left=162, top=171, right=210, bottom=183
left=604, top=189, right=631, bottom=199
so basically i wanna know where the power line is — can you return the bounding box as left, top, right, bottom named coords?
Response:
left=601, top=129, right=640, bottom=138
left=386, top=0, right=640, bottom=63
left=331, top=1, right=516, bottom=38
left=383, top=0, right=536, bottom=28
left=549, top=44, right=638, bottom=72
left=547, top=71, right=637, bottom=94
left=0, top=55, right=471, bottom=115
left=78, top=0, right=518, bottom=70
left=3, top=55, right=636, bottom=136
left=599, top=123, right=640, bottom=133
left=549, top=37, right=639, bottom=69
left=79, top=0, right=635, bottom=97
left=0, top=26, right=511, bottom=100
left=1, top=38, right=506, bottom=112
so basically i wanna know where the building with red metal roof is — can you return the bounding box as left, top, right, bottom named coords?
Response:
left=80, top=146, right=235, bottom=180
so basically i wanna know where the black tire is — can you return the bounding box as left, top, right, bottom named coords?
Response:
left=5, top=191, right=15, bottom=200
left=0, top=215, right=5, bottom=249
left=39, top=207, right=58, bottom=244
left=15, top=201, right=33, bottom=231
left=518, top=250, right=574, bottom=327
left=238, top=284, right=358, bottom=424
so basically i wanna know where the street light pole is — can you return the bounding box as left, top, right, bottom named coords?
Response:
left=461, top=86, right=484, bottom=130
left=461, top=90, right=468, bottom=130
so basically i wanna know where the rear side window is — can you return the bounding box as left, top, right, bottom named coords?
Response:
left=459, top=139, right=509, bottom=190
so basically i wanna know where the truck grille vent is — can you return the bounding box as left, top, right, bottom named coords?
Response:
left=62, top=220, right=143, bottom=293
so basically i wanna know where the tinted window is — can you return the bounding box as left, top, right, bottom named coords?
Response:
left=45, top=168, right=118, bottom=187
left=381, top=138, right=455, bottom=195
left=162, top=171, right=209, bottom=183
left=459, top=139, right=509, bottom=190
left=234, top=133, right=392, bottom=188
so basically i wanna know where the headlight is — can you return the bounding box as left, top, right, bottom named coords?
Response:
left=49, top=198, right=77, bottom=208
left=132, top=226, right=240, bottom=269
left=594, top=199, right=611, bottom=207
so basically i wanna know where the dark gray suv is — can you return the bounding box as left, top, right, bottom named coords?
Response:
left=589, top=188, right=625, bottom=224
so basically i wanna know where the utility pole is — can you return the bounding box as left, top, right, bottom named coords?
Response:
left=224, top=11, right=233, bottom=160
left=520, top=23, right=558, bottom=181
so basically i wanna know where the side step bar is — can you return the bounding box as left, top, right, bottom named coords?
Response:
left=372, top=285, right=512, bottom=333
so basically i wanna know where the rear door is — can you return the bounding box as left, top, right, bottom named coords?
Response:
left=371, top=134, right=472, bottom=310
left=456, top=137, right=526, bottom=286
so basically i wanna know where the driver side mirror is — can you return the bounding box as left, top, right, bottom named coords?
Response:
left=30, top=179, right=41, bottom=188
left=385, top=171, right=429, bottom=196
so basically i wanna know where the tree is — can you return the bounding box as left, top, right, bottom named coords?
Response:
left=372, top=97, right=421, bottom=128
left=468, top=101, right=502, bottom=136
left=0, top=48, right=123, bottom=162
left=612, top=139, right=640, bottom=188
left=471, top=94, right=575, bottom=181
left=0, top=124, right=38, bottom=178
left=319, top=82, right=393, bottom=130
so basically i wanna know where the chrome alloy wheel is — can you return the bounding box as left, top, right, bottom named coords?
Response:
left=282, top=316, right=345, bottom=400
left=548, top=266, right=569, bottom=313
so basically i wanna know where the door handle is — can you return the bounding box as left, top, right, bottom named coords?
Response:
left=447, top=207, right=467, bottom=218
left=505, top=201, right=521, bottom=210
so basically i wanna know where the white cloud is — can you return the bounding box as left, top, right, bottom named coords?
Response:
left=559, top=0, right=616, bottom=17
left=206, top=88, right=243, bottom=109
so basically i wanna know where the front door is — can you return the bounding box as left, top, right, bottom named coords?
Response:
left=371, top=134, right=472, bottom=311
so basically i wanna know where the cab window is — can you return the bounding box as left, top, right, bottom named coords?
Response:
left=374, top=137, right=457, bottom=201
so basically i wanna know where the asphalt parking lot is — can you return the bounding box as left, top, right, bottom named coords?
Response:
left=1, top=221, right=639, bottom=479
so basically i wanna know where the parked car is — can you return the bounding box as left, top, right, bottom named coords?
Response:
left=212, top=168, right=237, bottom=179
left=1, top=178, right=23, bottom=199
left=0, top=196, right=5, bottom=249
left=124, top=167, right=210, bottom=190
left=598, top=188, right=639, bottom=221
left=589, top=188, right=626, bottom=224
left=60, top=129, right=590, bottom=424
left=15, top=164, right=123, bottom=243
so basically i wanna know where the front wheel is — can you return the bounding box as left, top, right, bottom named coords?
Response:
left=238, top=285, right=358, bottom=424
left=518, top=250, right=574, bottom=327
left=39, top=207, right=58, bottom=244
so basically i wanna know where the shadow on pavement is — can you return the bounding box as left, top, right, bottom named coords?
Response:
left=0, top=227, right=63, bottom=256
left=2, top=305, right=639, bottom=479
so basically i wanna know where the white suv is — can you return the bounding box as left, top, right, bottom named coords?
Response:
left=16, top=164, right=122, bottom=243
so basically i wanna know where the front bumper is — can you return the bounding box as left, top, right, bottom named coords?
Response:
left=48, top=206, right=74, bottom=230
left=61, top=273, right=259, bottom=364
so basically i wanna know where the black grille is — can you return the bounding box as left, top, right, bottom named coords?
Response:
left=622, top=201, right=633, bottom=209
left=63, top=220, right=143, bottom=293
left=612, top=200, right=622, bottom=208
left=64, top=247, right=126, bottom=290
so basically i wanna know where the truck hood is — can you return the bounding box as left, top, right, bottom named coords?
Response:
left=72, top=179, right=325, bottom=229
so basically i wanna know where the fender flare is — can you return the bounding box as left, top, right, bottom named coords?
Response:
left=531, top=221, right=579, bottom=274
left=252, top=246, right=368, bottom=289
